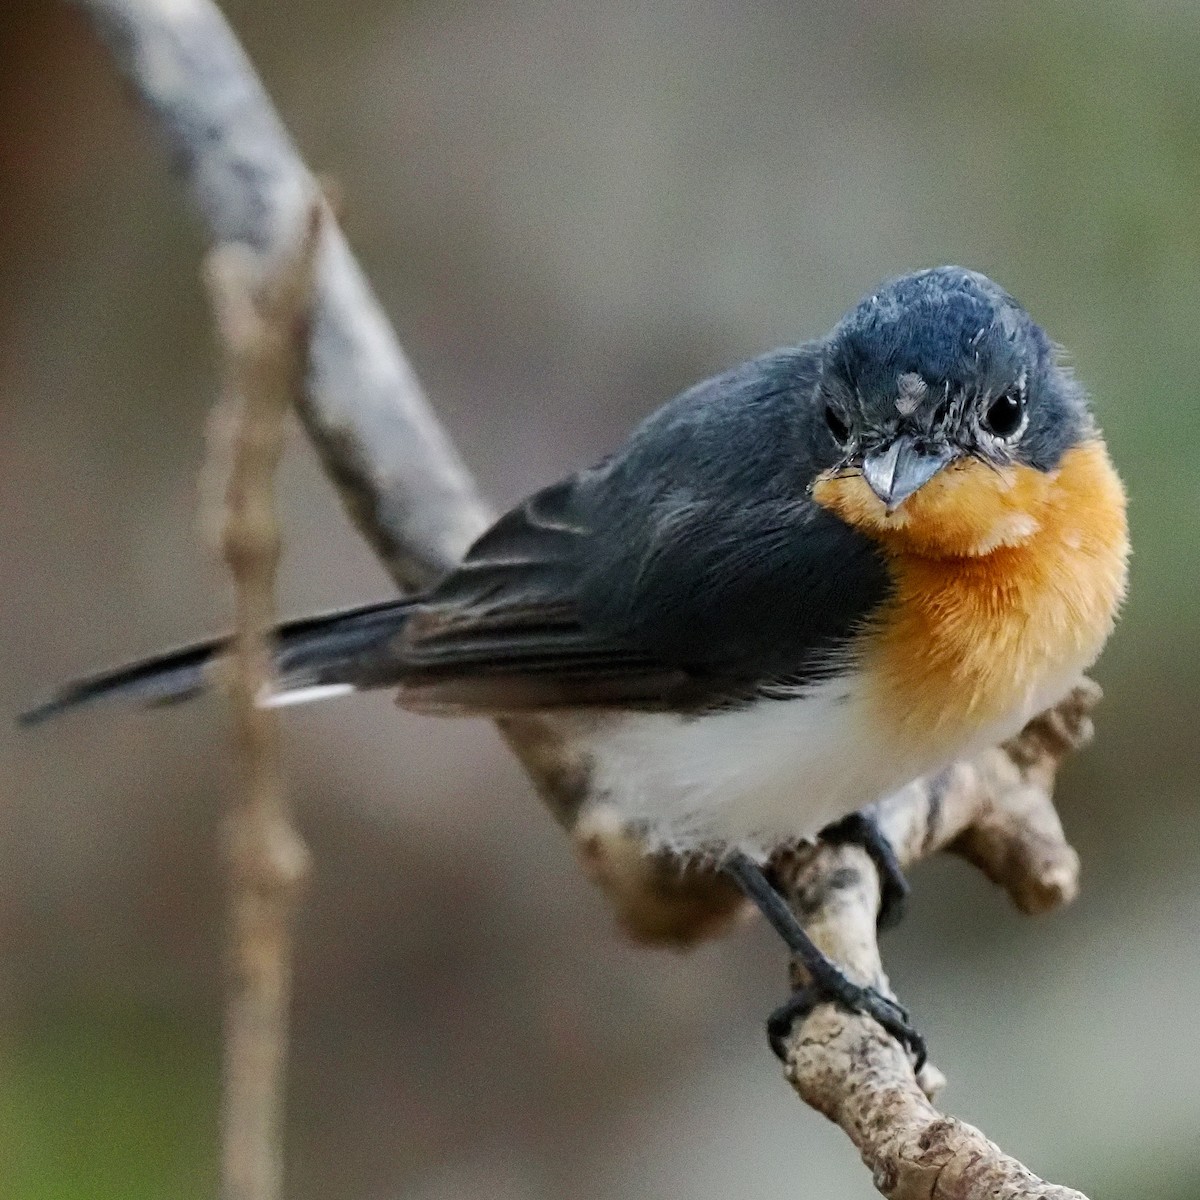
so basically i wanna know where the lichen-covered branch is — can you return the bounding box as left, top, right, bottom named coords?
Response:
left=771, top=684, right=1098, bottom=1200
left=203, top=205, right=321, bottom=1200
left=77, top=2, right=1099, bottom=1196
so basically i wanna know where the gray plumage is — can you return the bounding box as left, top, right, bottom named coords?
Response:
left=20, top=266, right=1086, bottom=726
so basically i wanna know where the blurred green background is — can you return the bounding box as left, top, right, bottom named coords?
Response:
left=2, top=1, right=1199, bottom=1197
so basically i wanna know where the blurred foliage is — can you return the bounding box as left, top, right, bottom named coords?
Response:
left=0, top=1005, right=216, bottom=1200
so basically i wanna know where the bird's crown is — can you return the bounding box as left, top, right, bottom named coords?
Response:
left=818, top=266, right=1090, bottom=477
left=809, top=267, right=1106, bottom=558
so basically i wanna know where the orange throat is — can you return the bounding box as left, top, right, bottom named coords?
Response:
left=812, top=440, right=1129, bottom=741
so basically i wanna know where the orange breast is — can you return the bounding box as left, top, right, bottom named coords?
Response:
left=814, top=440, right=1128, bottom=741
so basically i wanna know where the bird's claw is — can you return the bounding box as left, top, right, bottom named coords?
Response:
left=820, top=810, right=911, bottom=931
left=767, top=982, right=927, bottom=1071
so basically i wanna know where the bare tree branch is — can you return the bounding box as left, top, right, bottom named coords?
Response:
left=769, top=684, right=1097, bottom=1200
left=202, top=203, right=321, bottom=1200
left=76, top=2, right=1099, bottom=1196
left=84, top=0, right=490, bottom=590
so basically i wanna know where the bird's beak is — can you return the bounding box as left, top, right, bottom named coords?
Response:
left=861, top=436, right=954, bottom=512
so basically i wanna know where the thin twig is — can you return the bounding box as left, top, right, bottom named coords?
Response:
left=78, top=2, right=1101, bottom=1196
left=80, top=0, right=491, bottom=589
left=203, top=204, right=321, bottom=1200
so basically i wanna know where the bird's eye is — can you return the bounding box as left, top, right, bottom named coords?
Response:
left=825, top=405, right=850, bottom=446
left=981, top=392, right=1023, bottom=438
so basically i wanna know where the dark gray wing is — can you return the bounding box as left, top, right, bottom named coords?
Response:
left=19, top=347, right=891, bottom=725
left=396, top=345, right=890, bottom=712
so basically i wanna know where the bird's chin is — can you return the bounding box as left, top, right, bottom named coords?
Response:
left=811, top=458, right=1051, bottom=559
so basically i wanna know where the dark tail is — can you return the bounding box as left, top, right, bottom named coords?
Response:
left=18, top=598, right=414, bottom=727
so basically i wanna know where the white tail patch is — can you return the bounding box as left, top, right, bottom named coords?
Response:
left=257, top=683, right=356, bottom=709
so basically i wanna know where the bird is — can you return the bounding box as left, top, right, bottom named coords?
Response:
left=19, top=266, right=1129, bottom=1066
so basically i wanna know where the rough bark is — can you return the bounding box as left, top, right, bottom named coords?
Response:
left=770, top=686, right=1096, bottom=1199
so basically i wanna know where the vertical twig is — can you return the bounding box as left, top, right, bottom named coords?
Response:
left=203, top=202, right=322, bottom=1200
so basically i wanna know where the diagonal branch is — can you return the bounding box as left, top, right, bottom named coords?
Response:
left=83, top=0, right=491, bottom=591
left=75, top=2, right=1098, bottom=1196
left=770, top=685, right=1097, bottom=1200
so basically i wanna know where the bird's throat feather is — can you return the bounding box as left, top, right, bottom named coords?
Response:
left=814, top=440, right=1128, bottom=738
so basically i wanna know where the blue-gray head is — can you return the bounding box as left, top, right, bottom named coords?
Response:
left=817, top=267, right=1091, bottom=510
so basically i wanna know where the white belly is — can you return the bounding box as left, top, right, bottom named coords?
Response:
left=573, top=666, right=1080, bottom=858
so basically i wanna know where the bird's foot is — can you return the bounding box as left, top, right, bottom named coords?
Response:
left=766, top=972, right=927, bottom=1070
left=721, top=850, right=927, bottom=1071
left=820, top=809, right=910, bottom=931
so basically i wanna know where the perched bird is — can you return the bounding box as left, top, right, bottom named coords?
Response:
left=21, top=266, right=1129, bottom=1063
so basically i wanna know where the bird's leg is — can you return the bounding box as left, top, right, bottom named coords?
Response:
left=723, top=851, right=926, bottom=1069
left=819, top=809, right=909, bottom=931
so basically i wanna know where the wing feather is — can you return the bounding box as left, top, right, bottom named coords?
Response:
left=392, top=347, right=891, bottom=712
